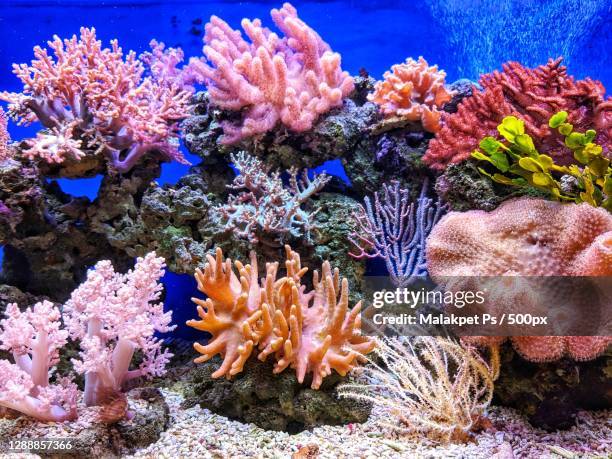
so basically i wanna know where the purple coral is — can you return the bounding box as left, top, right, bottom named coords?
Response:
left=0, top=301, right=77, bottom=422
left=215, top=151, right=330, bottom=244
left=349, top=179, right=446, bottom=286
left=63, top=252, right=175, bottom=406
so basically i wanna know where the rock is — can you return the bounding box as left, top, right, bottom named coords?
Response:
left=182, top=90, right=379, bottom=170
left=114, top=387, right=170, bottom=453
left=443, top=79, right=477, bottom=114
left=435, top=160, right=546, bottom=211
left=179, top=357, right=371, bottom=432
left=493, top=344, right=612, bottom=430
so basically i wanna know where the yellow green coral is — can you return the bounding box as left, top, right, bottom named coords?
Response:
left=471, top=112, right=612, bottom=211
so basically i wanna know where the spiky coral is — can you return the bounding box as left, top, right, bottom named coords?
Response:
left=0, top=301, right=77, bottom=422
left=63, top=252, right=175, bottom=406
left=426, top=197, right=612, bottom=361
left=368, top=57, right=452, bottom=133
left=188, top=2, right=354, bottom=144
left=215, top=151, right=330, bottom=244
left=187, top=245, right=375, bottom=389
left=423, top=58, right=612, bottom=170
left=0, top=28, right=192, bottom=173
left=338, top=337, right=496, bottom=443
left=349, top=179, right=446, bottom=286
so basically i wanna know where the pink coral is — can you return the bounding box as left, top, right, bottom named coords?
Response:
left=0, top=301, right=77, bottom=421
left=368, top=57, right=453, bottom=133
left=187, top=246, right=375, bottom=389
left=426, top=197, right=612, bottom=362
left=0, top=109, right=10, bottom=162
left=189, top=2, right=354, bottom=144
left=0, top=28, right=192, bottom=173
left=63, top=252, right=175, bottom=406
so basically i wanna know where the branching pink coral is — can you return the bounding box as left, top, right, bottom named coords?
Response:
left=189, top=2, right=354, bottom=144
left=63, top=252, right=175, bottom=406
left=187, top=246, right=375, bottom=389
left=0, top=301, right=77, bottom=421
left=426, top=197, right=612, bottom=362
left=0, top=109, right=10, bottom=162
left=424, top=58, right=612, bottom=170
left=215, top=151, right=330, bottom=243
left=368, top=57, right=453, bottom=133
left=0, top=28, right=192, bottom=173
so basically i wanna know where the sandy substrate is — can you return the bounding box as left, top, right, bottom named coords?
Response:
left=0, top=389, right=610, bottom=459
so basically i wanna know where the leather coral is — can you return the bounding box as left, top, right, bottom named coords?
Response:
left=188, top=3, right=354, bottom=144
left=423, top=58, right=612, bottom=170
left=425, top=197, right=612, bottom=362
left=368, top=57, right=453, bottom=133
left=187, top=246, right=375, bottom=389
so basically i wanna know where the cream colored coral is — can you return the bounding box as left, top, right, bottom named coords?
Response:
left=187, top=246, right=375, bottom=389
left=368, top=57, right=452, bottom=133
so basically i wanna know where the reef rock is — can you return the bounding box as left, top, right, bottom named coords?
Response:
left=179, top=357, right=371, bottom=432
left=493, top=344, right=612, bottom=430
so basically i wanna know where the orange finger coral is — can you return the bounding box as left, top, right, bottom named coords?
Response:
left=187, top=246, right=375, bottom=389
left=423, top=58, right=612, bottom=170
left=368, top=57, right=452, bottom=133
left=426, top=197, right=612, bottom=362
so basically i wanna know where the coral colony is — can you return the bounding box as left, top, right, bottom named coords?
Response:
left=0, top=1, right=610, bottom=456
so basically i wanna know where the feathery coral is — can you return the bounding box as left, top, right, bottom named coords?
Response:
left=423, top=58, right=612, bottom=170
left=349, top=179, right=446, bottom=286
left=189, top=2, right=354, bottom=144
left=426, top=197, right=612, bottom=361
left=0, top=28, right=192, bottom=173
left=187, top=245, right=375, bottom=389
left=368, top=57, right=452, bottom=133
left=0, top=301, right=77, bottom=421
left=215, top=152, right=330, bottom=244
left=63, top=252, right=175, bottom=406
left=338, top=337, right=496, bottom=443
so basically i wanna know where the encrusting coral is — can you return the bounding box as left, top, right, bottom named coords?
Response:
left=215, top=151, right=331, bottom=244
left=368, top=57, right=453, bottom=133
left=187, top=245, right=375, bottom=389
left=424, top=58, right=612, bottom=170
left=338, top=337, right=496, bottom=443
left=188, top=2, right=354, bottom=144
left=0, top=28, right=193, bottom=174
left=0, top=301, right=78, bottom=421
left=426, top=197, right=612, bottom=362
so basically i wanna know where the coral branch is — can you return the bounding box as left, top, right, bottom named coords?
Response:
left=0, top=28, right=192, bottom=173
left=0, top=109, right=10, bottom=162
left=63, top=252, right=175, bottom=406
left=187, top=245, right=375, bottom=389
left=214, top=151, right=330, bottom=244
left=0, top=301, right=77, bottom=422
left=189, top=2, right=354, bottom=143
left=349, top=179, right=446, bottom=286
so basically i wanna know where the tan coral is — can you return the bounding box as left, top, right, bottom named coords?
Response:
left=368, top=57, right=452, bottom=133
left=426, top=197, right=612, bottom=362
left=187, top=246, right=375, bottom=389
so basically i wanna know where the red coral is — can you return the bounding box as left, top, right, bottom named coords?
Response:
left=423, top=58, right=612, bottom=170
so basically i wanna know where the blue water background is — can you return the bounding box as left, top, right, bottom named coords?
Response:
left=0, top=0, right=611, bottom=338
